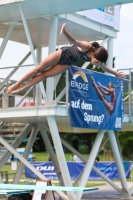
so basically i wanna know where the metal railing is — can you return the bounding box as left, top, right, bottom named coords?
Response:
left=117, top=68, right=133, bottom=118
left=0, top=63, right=69, bottom=109
left=0, top=64, right=133, bottom=119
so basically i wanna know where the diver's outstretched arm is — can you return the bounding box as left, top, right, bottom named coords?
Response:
left=98, top=82, right=114, bottom=93
left=98, top=86, right=109, bottom=95
left=60, top=23, right=91, bottom=52
left=99, top=63, right=126, bottom=78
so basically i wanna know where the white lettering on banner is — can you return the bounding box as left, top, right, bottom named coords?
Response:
left=36, top=166, right=54, bottom=171
left=81, top=100, right=92, bottom=110
left=71, top=100, right=92, bottom=110
left=84, top=112, right=104, bottom=125
left=70, top=99, right=105, bottom=125
left=71, top=100, right=80, bottom=109
left=104, top=13, right=114, bottom=22
left=71, top=80, right=89, bottom=90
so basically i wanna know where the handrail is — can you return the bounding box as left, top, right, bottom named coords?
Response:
left=117, top=68, right=132, bottom=118
left=0, top=64, right=34, bottom=70
left=0, top=66, right=133, bottom=114
left=124, top=91, right=133, bottom=102
left=15, top=86, right=34, bottom=108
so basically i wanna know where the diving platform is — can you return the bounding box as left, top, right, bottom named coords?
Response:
left=0, top=105, right=133, bottom=133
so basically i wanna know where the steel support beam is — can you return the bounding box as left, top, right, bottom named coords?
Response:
left=129, top=186, right=133, bottom=196
left=0, top=175, right=4, bottom=184
left=19, top=4, right=45, bottom=98
left=2, top=87, right=8, bottom=108
left=0, top=132, right=68, bottom=200
left=73, top=170, right=83, bottom=187
left=0, top=124, right=33, bottom=169
left=128, top=69, right=132, bottom=118
left=55, top=74, right=62, bottom=89
left=59, top=13, right=117, bottom=38
left=15, top=86, right=34, bottom=107
left=13, top=125, right=39, bottom=183
left=40, top=125, right=64, bottom=186
left=66, top=70, right=69, bottom=109
left=36, top=47, right=42, bottom=106
left=47, top=116, right=76, bottom=200
left=106, top=38, right=114, bottom=69
left=61, top=137, right=123, bottom=194
left=100, top=37, right=110, bottom=46
left=0, top=23, right=15, bottom=59
left=76, top=130, right=105, bottom=200
left=114, top=131, right=123, bottom=161
left=46, top=16, right=58, bottom=104
left=108, top=130, right=129, bottom=196
left=98, top=134, right=109, bottom=154
left=55, top=87, right=66, bottom=104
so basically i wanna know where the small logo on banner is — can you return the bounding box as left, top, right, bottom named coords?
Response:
left=98, top=6, right=115, bottom=22
left=98, top=6, right=115, bottom=16
left=70, top=71, right=89, bottom=91
left=72, top=71, right=88, bottom=82
left=97, top=7, right=104, bottom=12
left=105, top=6, right=115, bottom=16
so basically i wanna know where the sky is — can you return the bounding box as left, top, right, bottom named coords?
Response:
left=0, top=3, right=133, bottom=81
left=113, top=3, right=133, bottom=74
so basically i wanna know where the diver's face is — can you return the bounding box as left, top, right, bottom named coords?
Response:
left=108, top=83, right=112, bottom=88
left=91, top=57, right=101, bottom=66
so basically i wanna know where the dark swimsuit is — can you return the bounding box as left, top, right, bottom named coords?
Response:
left=58, top=45, right=91, bottom=65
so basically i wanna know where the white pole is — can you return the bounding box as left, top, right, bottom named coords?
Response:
left=13, top=125, right=39, bottom=183
left=0, top=23, right=15, bottom=59
left=19, top=4, right=45, bottom=98
left=36, top=47, right=42, bottom=106
left=47, top=116, right=76, bottom=200
left=40, top=126, right=64, bottom=184
left=61, top=137, right=122, bottom=194
left=106, top=38, right=114, bottom=69
left=108, top=130, right=129, bottom=197
left=76, top=130, right=105, bottom=200
left=55, top=87, right=66, bottom=104
left=46, top=16, right=58, bottom=104
left=0, top=135, right=68, bottom=200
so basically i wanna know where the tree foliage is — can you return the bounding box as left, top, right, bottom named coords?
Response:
left=119, top=131, right=133, bottom=159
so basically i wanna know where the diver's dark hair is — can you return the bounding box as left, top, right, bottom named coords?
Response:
left=92, top=42, right=108, bottom=63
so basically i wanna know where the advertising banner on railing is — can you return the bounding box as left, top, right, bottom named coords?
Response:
left=69, top=66, right=124, bottom=130
left=24, top=161, right=132, bottom=180
left=76, top=5, right=120, bottom=30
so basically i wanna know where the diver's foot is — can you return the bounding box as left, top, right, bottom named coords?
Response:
left=10, top=85, right=24, bottom=94
left=8, top=84, right=19, bottom=94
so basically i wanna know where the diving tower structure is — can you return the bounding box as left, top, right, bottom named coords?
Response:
left=0, top=1, right=133, bottom=200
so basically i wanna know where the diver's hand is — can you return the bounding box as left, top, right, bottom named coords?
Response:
left=115, top=71, right=126, bottom=79
left=60, top=23, right=66, bottom=34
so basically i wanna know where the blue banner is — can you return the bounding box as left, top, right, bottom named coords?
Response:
left=69, top=66, right=124, bottom=130
left=24, top=161, right=131, bottom=180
